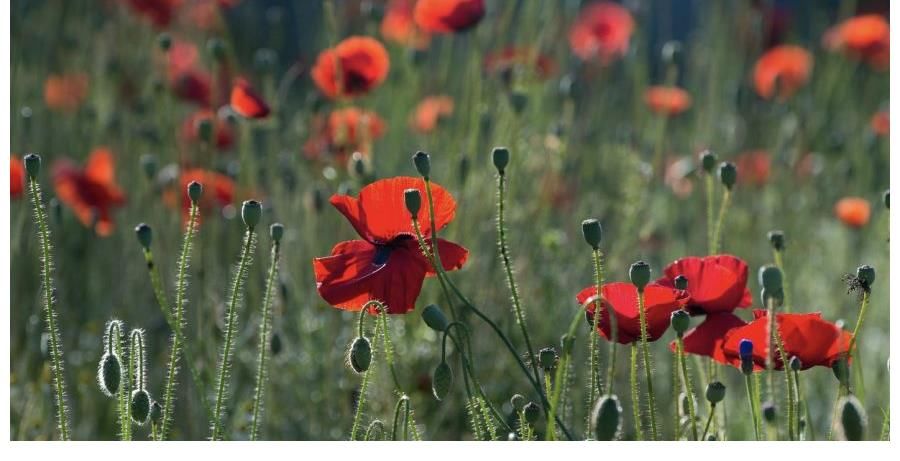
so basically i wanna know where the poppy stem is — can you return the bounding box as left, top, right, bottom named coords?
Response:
left=745, top=374, right=761, bottom=440
left=390, top=395, right=412, bottom=441
left=848, top=291, right=871, bottom=364
left=350, top=314, right=380, bottom=441
left=586, top=248, right=608, bottom=436
left=630, top=344, right=643, bottom=440
left=795, top=369, right=814, bottom=440
left=705, top=175, right=715, bottom=254
left=710, top=188, right=732, bottom=255
left=113, top=323, right=131, bottom=441
left=773, top=250, right=791, bottom=313
left=378, top=307, right=405, bottom=394
left=636, top=291, right=659, bottom=440
left=676, top=338, right=699, bottom=440
left=701, top=404, right=717, bottom=440
left=250, top=236, right=282, bottom=441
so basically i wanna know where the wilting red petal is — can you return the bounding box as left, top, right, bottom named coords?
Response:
left=11, top=157, right=25, bottom=199
left=579, top=282, right=689, bottom=345
left=230, top=78, right=270, bottom=119
left=413, top=0, right=485, bottom=34
left=674, top=312, right=747, bottom=364
left=568, top=2, right=634, bottom=64
left=311, top=36, right=390, bottom=99
left=752, top=45, right=812, bottom=101
left=657, top=255, right=752, bottom=315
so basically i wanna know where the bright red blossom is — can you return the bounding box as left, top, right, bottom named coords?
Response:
left=834, top=197, right=870, bottom=228
left=52, top=147, right=126, bottom=237
left=656, top=255, right=752, bottom=315
left=823, top=14, right=889, bottom=70
left=311, top=37, right=390, bottom=99
left=674, top=312, right=747, bottom=363
left=752, top=45, right=813, bottom=101
left=577, top=282, right=690, bottom=344
left=568, top=2, right=635, bottom=64
left=381, top=0, right=431, bottom=49
left=11, top=157, right=25, bottom=199
left=229, top=78, right=270, bottom=119
left=413, top=0, right=485, bottom=34
left=313, top=177, right=469, bottom=314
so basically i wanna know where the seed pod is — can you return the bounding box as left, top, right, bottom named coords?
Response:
left=671, top=310, right=690, bottom=337
left=150, top=400, right=162, bottom=425
left=131, top=389, right=151, bottom=425
left=510, top=394, right=526, bottom=411
left=839, top=395, right=866, bottom=441
left=523, top=402, right=540, bottom=424
left=404, top=188, right=422, bottom=217
left=629, top=261, right=651, bottom=292
left=492, top=147, right=510, bottom=174
left=789, top=356, right=802, bottom=372
left=591, top=394, right=622, bottom=441
left=661, top=40, right=683, bottom=66
left=856, top=265, right=876, bottom=287
left=705, top=381, right=726, bottom=404
left=140, top=154, right=158, bottom=180
left=432, top=361, right=453, bottom=401
left=758, top=265, right=783, bottom=293
left=270, top=223, right=284, bottom=242
left=421, top=304, right=449, bottom=332
left=700, top=150, right=717, bottom=173
left=538, top=347, right=558, bottom=372
left=187, top=180, right=203, bottom=204
left=412, top=151, right=431, bottom=178
left=718, top=162, right=737, bottom=189
left=348, top=337, right=372, bottom=374
left=581, top=218, right=602, bottom=249
left=762, top=401, right=776, bottom=423
left=157, top=32, right=172, bottom=51
left=24, top=153, right=41, bottom=178
left=832, top=357, right=850, bottom=388
left=674, top=275, right=688, bottom=290
left=508, top=90, right=528, bottom=114
left=767, top=230, right=785, bottom=251
left=134, top=223, right=152, bottom=249
left=97, top=352, right=121, bottom=397
left=242, top=200, right=262, bottom=229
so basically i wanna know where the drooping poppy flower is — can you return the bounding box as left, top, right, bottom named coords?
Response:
left=577, top=282, right=690, bottom=344
left=720, top=311, right=851, bottom=371
left=11, top=156, right=25, bottom=199
left=734, top=150, right=771, bottom=186
left=483, top=47, right=557, bottom=81
left=644, top=85, right=692, bottom=116
left=313, top=177, right=469, bottom=314
left=170, top=168, right=235, bottom=223
left=834, top=197, right=871, bottom=228
left=180, top=109, right=235, bottom=150
left=381, top=0, right=431, bottom=49
left=656, top=255, right=753, bottom=316
left=44, top=73, right=89, bottom=112
left=52, top=147, right=126, bottom=237
left=823, top=14, right=889, bottom=70
left=410, top=95, right=454, bottom=133
left=229, top=78, right=270, bottom=119
left=674, top=312, right=747, bottom=364
left=870, top=111, right=889, bottom=137
left=124, top=0, right=183, bottom=28
left=413, top=0, right=485, bottom=34
left=311, top=37, right=390, bottom=99
left=568, top=2, right=635, bottom=64
left=752, top=45, right=813, bottom=101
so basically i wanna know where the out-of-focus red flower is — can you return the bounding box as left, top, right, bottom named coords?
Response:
left=674, top=312, right=747, bottom=364
left=411, top=95, right=454, bottom=133
left=124, top=0, right=183, bottom=28
left=230, top=78, right=270, bottom=119
left=752, top=45, right=813, bottom=101
left=313, top=177, right=469, bottom=314
left=381, top=0, right=431, bottom=49
left=181, top=0, right=239, bottom=30
left=870, top=111, right=889, bottom=137
left=11, top=156, right=25, bottom=199
left=834, top=197, right=871, bottom=228
left=311, top=37, right=390, bottom=99
left=413, top=0, right=485, bottom=34
left=644, top=86, right=691, bottom=116
left=168, top=168, right=235, bottom=223
left=484, top=47, right=557, bottom=81
left=823, top=14, right=889, bottom=70
left=44, top=73, right=89, bottom=113
left=664, top=156, right=694, bottom=198
left=304, top=108, right=386, bottom=163
left=52, top=147, right=126, bottom=237
left=720, top=311, right=851, bottom=371
left=656, top=255, right=753, bottom=316
left=734, top=150, right=771, bottom=186
left=568, top=2, right=634, bottom=65
left=577, top=282, right=690, bottom=344
left=181, top=109, right=235, bottom=150
left=167, top=40, right=212, bottom=106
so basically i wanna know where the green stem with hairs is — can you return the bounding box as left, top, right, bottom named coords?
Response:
left=637, top=291, right=659, bottom=440
left=350, top=310, right=380, bottom=441
left=701, top=404, right=717, bottom=440
left=630, top=344, right=643, bottom=440
left=250, top=236, right=281, bottom=440
left=705, top=175, right=715, bottom=254
left=773, top=250, right=791, bottom=312
left=585, top=248, right=606, bottom=436
left=848, top=291, right=871, bottom=364
left=676, top=338, right=698, bottom=440
left=710, top=188, right=732, bottom=255
left=745, top=374, right=761, bottom=440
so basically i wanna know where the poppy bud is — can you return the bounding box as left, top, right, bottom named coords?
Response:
left=150, top=400, right=162, bottom=425
left=671, top=310, right=690, bottom=337
left=700, top=150, right=717, bottom=173
left=707, top=435, right=717, bottom=441
left=758, top=265, right=783, bottom=293
left=508, top=90, right=528, bottom=114
left=719, top=162, right=737, bottom=190
left=787, top=356, right=802, bottom=372
left=762, top=401, right=776, bottom=423
left=884, top=190, right=890, bottom=209
left=23, top=153, right=40, bottom=179
left=839, top=395, right=866, bottom=441
left=432, top=361, right=453, bottom=401
left=140, top=154, right=158, bottom=180
left=97, top=352, right=121, bottom=397
left=241, top=200, right=262, bottom=229
left=739, top=339, right=754, bottom=374
left=348, top=336, right=371, bottom=374
left=187, top=180, right=203, bottom=204
left=706, top=381, right=726, bottom=404
left=523, top=402, right=540, bottom=424
left=539, top=347, right=558, bottom=372
left=581, top=218, right=602, bottom=249
left=157, top=32, right=172, bottom=52
left=421, top=304, right=449, bottom=332
left=856, top=265, right=875, bottom=287
left=661, top=40, right=683, bottom=66
left=270, top=331, right=283, bottom=356
left=207, top=37, right=226, bottom=62
left=629, top=261, right=651, bottom=292
left=591, top=394, right=622, bottom=441
left=674, top=275, right=688, bottom=290
left=412, top=151, right=431, bottom=178
left=510, top=394, right=526, bottom=411
left=767, top=230, right=785, bottom=251
left=560, top=334, right=575, bottom=356
left=404, top=188, right=422, bottom=217
left=270, top=223, right=284, bottom=242
left=196, top=116, right=214, bottom=144
left=832, top=357, right=850, bottom=387
left=134, top=223, right=152, bottom=249
left=131, top=389, right=152, bottom=425
left=492, top=147, right=510, bottom=175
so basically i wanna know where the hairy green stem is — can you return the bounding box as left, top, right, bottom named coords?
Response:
left=705, top=175, right=715, bottom=254
left=586, top=248, right=609, bottom=438
left=701, top=404, right=716, bottom=440
left=745, top=374, right=761, bottom=440
left=710, top=188, right=732, bottom=255
left=773, top=250, right=791, bottom=312
left=250, top=238, right=281, bottom=440
left=676, top=338, right=698, bottom=440
left=630, top=344, right=643, bottom=440
left=637, top=291, right=659, bottom=440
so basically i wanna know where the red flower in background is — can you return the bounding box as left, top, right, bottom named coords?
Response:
left=752, top=45, right=812, bottom=101
left=171, top=168, right=235, bottom=223
left=656, top=255, right=752, bottom=315
left=870, top=111, right=889, bottom=137
left=167, top=40, right=212, bottom=106
left=313, top=177, right=469, bottom=314
left=229, top=78, right=270, bottom=119
left=577, top=282, right=689, bottom=344
left=124, top=0, right=183, bottom=28
left=304, top=108, right=387, bottom=162
left=484, top=47, right=557, bottom=80
left=823, top=14, right=889, bottom=70
left=734, top=150, right=771, bottom=186
left=413, top=0, right=485, bottom=34
left=11, top=156, right=25, bottom=199
left=834, top=197, right=870, bottom=228
left=311, top=37, right=390, bottom=99
left=181, top=109, right=235, bottom=150
left=674, top=312, right=747, bottom=363
left=720, top=311, right=851, bottom=371
left=568, top=2, right=634, bottom=64
left=44, top=73, right=89, bottom=112
left=381, top=0, right=431, bottom=49
left=52, top=147, right=126, bottom=237
left=411, top=95, right=454, bottom=133
left=644, top=86, right=692, bottom=116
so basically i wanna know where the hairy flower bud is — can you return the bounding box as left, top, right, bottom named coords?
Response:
left=700, top=150, right=717, bottom=173
left=758, top=265, right=783, bottom=293
left=591, top=394, right=622, bottom=441
left=510, top=394, right=526, bottom=412
left=24, top=153, right=41, bottom=178
left=412, top=151, right=431, bottom=178
left=539, top=346, right=558, bottom=372
left=856, top=265, right=876, bottom=287
left=131, top=389, right=151, bottom=425
left=629, top=261, right=651, bottom=292
left=348, top=337, right=372, bottom=374
left=98, top=353, right=121, bottom=397
left=762, top=401, right=776, bottom=423
left=839, top=395, right=866, bottom=441
left=674, top=275, right=688, bottom=290
left=270, top=223, right=284, bottom=242
left=581, top=218, right=602, bottom=249
left=404, top=188, right=422, bottom=217
left=421, top=304, right=449, bottom=332
left=492, top=147, right=510, bottom=174
left=705, top=381, right=726, bottom=404
left=242, top=200, right=262, bottom=229
left=432, top=361, right=453, bottom=401
left=187, top=180, right=203, bottom=204
left=671, top=310, right=690, bottom=337
left=523, top=402, right=540, bottom=424
left=719, top=162, right=737, bottom=190
left=789, top=356, right=802, bottom=372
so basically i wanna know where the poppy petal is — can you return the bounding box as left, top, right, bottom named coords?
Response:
left=424, top=238, right=469, bottom=276
left=676, top=312, right=747, bottom=364
left=230, top=78, right=270, bottom=119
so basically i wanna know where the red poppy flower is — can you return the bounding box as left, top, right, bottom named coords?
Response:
left=311, top=36, right=390, bottom=99
left=52, top=147, right=126, bottom=237
left=411, top=95, right=454, bottom=133
left=44, top=73, right=89, bottom=113
left=381, top=0, right=431, bottom=49
left=166, top=40, right=212, bottom=106
left=870, top=111, right=889, bottom=137
left=313, top=177, right=469, bottom=314
left=752, top=45, right=813, bottom=101
left=413, top=0, right=485, bottom=34
left=568, top=2, right=635, bottom=64
left=673, top=312, right=747, bottom=364
left=834, top=197, right=870, bottom=228
left=644, top=86, right=692, bottom=116
left=125, top=0, right=183, bottom=28
left=229, top=78, right=270, bottom=119
left=656, top=255, right=752, bottom=315
left=577, top=282, right=689, bottom=344
left=823, top=14, right=889, bottom=70
left=734, top=150, right=771, bottom=186
left=720, top=311, right=851, bottom=371
left=484, top=47, right=557, bottom=80
left=304, top=108, right=387, bottom=163
left=11, top=156, right=25, bottom=199
left=181, top=109, right=235, bottom=150
left=166, top=168, right=235, bottom=223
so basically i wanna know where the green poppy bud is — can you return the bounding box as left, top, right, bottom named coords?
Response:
left=538, top=346, right=558, bottom=372
left=97, top=353, right=121, bottom=397
left=150, top=400, right=162, bottom=425
left=187, top=180, right=203, bottom=204
left=629, top=261, right=651, bottom=292
left=270, top=223, right=284, bottom=242
left=839, top=395, right=866, bottom=441
left=705, top=381, right=726, bottom=404
left=508, top=90, right=528, bottom=114
left=492, top=147, right=510, bottom=174
left=700, top=150, right=717, bottom=173
left=241, top=200, right=262, bottom=229
left=671, top=310, right=690, bottom=337
left=758, top=265, right=783, bottom=292
left=762, top=401, right=776, bottom=423
left=24, top=153, right=41, bottom=179
left=196, top=116, right=214, bottom=144
left=832, top=357, right=850, bottom=387
left=767, top=230, right=785, bottom=251
left=523, top=402, right=540, bottom=424
left=207, top=37, right=226, bottom=61
left=134, top=223, right=152, bottom=249
left=674, top=275, right=688, bottom=290
left=131, top=389, right=151, bottom=425
left=789, top=356, right=802, bottom=371
left=140, top=154, right=158, bottom=180
left=581, top=218, right=602, bottom=249
left=591, top=394, right=622, bottom=441
left=510, top=394, right=526, bottom=411
left=348, top=337, right=372, bottom=374
left=432, top=361, right=453, bottom=401
left=718, top=162, right=737, bottom=190
left=421, top=304, right=449, bottom=332
left=856, top=265, right=875, bottom=287
left=404, top=188, right=422, bottom=217
left=661, top=40, right=683, bottom=66
left=157, top=32, right=172, bottom=52
left=884, top=190, right=889, bottom=209
left=412, top=151, right=431, bottom=178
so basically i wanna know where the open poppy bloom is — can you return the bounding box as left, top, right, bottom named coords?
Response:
left=483, top=47, right=557, bottom=81
left=381, top=0, right=431, bottom=49
left=11, top=156, right=25, bottom=199
left=834, top=197, right=871, bottom=228
left=656, top=255, right=752, bottom=315
left=229, top=78, right=270, bottom=119
left=313, top=177, right=469, bottom=314
left=752, top=45, right=813, bottom=101
left=413, top=0, right=485, bottom=34
left=180, top=109, right=235, bottom=150
left=124, top=0, right=182, bottom=28
left=673, top=312, right=747, bottom=363
left=568, top=2, right=634, bottom=64
left=644, top=86, right=691, bottom=116
left=44, top=73, right=89, bottom=113
left=52, top=147, right=126, bottom=237
left=734, top=150, right=771, bottom=186
left=577, top=282, right=689, bottom=344
left=823, top=14, right=889, bottom=70
left=311, top=36, right=390, bottom=99
left=870, top=111, right=889, bottom=137
left=720, top=311, right=851, bottom=371
left=410, top=95, right=454, bottom=133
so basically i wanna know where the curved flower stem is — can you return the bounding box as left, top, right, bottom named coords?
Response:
left=745, top=374, right=761, bottom=440
left=630, top=344, right=643, bottom=440
left=390, top=395, right=420, bottom=441
left=710, top=188, right=732, bottom=255
left=676, top=338, right=698, bottom=440
left=250, top=237, right=281, bottom=440
left=705, top=175, right=715, bottom=254
left=550, top=308, right=587, bottom=440
left=637, top=291, right=659, bottom=440
left=701, top=404, right=717, bottom=440
left=848, top=291, right=871, bottom=364
left=378, top=307, right=404, bottom=394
